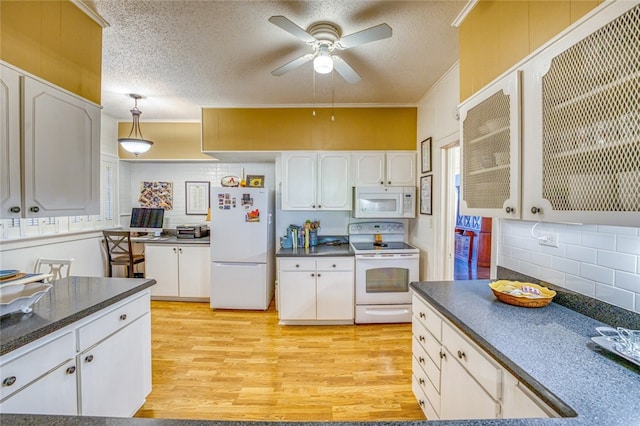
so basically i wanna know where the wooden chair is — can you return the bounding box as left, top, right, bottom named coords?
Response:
left=34, top=258, right=74, bottom=282
left=103, top=230, right=145, bottom=278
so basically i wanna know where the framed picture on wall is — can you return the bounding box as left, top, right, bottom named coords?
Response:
left=421, top=137, right=432, bottom=174
left=185, top=181, right=210, bottom=215
left=420, top=175, right=432, bottom=215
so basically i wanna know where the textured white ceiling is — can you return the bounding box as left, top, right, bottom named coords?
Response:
left=93, top=0, right=466, bottom=121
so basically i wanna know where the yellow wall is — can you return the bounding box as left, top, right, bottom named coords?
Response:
left=459, top=0, right=601, bottom=101
left=118, top=122, right=211, bottom=160
left=202, top=107, right=417, bottom=152
left=0, top=0, right=102, bottom=103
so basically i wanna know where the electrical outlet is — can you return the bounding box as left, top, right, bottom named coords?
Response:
left=539, top=232, right=559, bottom=248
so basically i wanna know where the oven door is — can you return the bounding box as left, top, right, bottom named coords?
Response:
left=355, top=253, right=419, bottom=304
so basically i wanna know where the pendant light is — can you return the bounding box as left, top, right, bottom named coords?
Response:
left=118, top=94, right=153, bottom=155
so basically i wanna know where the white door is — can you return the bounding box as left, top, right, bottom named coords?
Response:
left=317, top=152, right=351, bottom=210
left=386, top=152, right=416, bottom=186
left=351, top=152, right=385, bottom=186
left=211, top=187, right=268, bottom=263
left=316, top=270, right=354, bottom=320
left=0, top=64, right=22, bottom=219
left=278, top=269, right=316, bottom=320
left=179, top=246, right=211, bottom=298
left=0, top=359, right=78, bottom=415
left=145, top=245, right=179, bottom=297
left=281, top=152, right=317, bottom=209
left=211, top=262, right=269, bottom=309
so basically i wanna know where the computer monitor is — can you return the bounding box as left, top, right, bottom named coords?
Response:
left=129, top=208, right=165, bottom=236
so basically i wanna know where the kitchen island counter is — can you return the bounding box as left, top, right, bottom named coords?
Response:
left=0, top=276, right=156, bottom=355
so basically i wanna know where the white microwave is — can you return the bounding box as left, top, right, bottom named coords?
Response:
left=353, top=186, right=416, bottom=218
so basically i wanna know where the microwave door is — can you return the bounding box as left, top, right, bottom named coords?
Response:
left=355, top=194, right=400, bottom=218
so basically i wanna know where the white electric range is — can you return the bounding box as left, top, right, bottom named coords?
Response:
left=348, top=222, right=419, bottom=324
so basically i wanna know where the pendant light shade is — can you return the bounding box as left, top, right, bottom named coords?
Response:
left=118, top=94, right=153, bottom=155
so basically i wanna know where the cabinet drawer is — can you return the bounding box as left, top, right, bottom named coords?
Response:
left=412, top=294, right=442, bottom=341
left=78, top=292, right=150, bottom=351
left=412, top=318, right=442, bottom=371
left=316, top=258, right=353, bottom=271
left=279, top=258, right=316, bottom=271
left=442, top=322, right=502, bottom=399
left=0, top=331, right=74, bottom=401
left=412, top=337, right=440, bottom=392
left=412, top=358, right=440, bottom=418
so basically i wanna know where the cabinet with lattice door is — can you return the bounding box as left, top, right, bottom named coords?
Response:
left=459, top=71, right=521, bottom=219
left=522, top=2, right=640, bottom=227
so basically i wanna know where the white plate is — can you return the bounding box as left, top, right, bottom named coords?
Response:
left=591, top=336, right=640, bottom=367
left=0, top=282, right=52, bottom=316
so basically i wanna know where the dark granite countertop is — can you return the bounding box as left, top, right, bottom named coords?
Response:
left=0, top=276, right=156, bottom=355
left=410, top=280, right=640, bottom=425
left=277, top=244, right=353, bottom=257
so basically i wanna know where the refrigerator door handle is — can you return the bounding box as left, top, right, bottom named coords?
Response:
left=268, top=213, right=272, bottom=225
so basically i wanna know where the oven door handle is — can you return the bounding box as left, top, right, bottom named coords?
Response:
left=364, top=307, right=411, bottom=316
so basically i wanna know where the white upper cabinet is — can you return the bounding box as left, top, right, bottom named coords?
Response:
left=522, top=2, right=640, bottom=226
left=352, top=151, right=416, bottom=187
left=459, top=2, right=640, bottom=227
left=459, top=71, right=521, bottom=219
left=281, top=151, right=351, bottom=211
left=0, top=62, right=101, bottom=219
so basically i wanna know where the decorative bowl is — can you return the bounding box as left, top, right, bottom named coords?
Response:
left=0, top=282, right=52, bottom=316
left=489, top=280, right=556, bottom=308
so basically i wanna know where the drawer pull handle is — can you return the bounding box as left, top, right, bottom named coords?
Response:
left=418, top=378, right=425, bottom=385
left=419, top=335, right=425, bottom=342
left=29, top=206, right=40, bottom=213
left=3, top=376, right=17, bottom=386
left=332, top=264, right=336, bottom=268
left=311, top=273, right=315, bottom=277
left=531, top=206, right=541, bottom=214
left=418, top=356, right=425, bottom=364
left=505, top=206, right=514, bottom=213
left=9, top=206, right=20, bottom=213
left=317, top=273, right=321, bottom=277
left=418, top=399, right=425, bottom=407
left=85, top=355, right=94, bottom=363
left=457, top=350, right=466, bottom=360
left=120, top=314, right=127, bottom=321
left=66, top=366, right=76, bottom=375
left=419, top=312, right=426, bottom=319
left=439, top=351, right=446, bottom=359
left=295, top=264, right=299, bottom=268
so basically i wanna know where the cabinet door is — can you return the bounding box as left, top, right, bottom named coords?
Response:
left=282, top=152, right=317, bottom=210
left=22, top=76, right=100, bottom=217
left=79, top=313, right=150, bottom=417
left=351, top=152, right=385, bottom=186
left=440, top=348, right=500, bottom=420
left=317, top=152, right=351, bottom=210
left=0, top=64, right=22, bottom=219
left=0, top=359, right=78, bottom=415
left=316, top=270, right=354, bottom=320
left=179, top=245, right=211, bottom=298
left=278, top=270, right=316, bottom=320
left=145, top=245, right=180, bottom=297
left=522, top=3, right=640, bottom=227
left=459, top=71, right=521, bottom=218
left=503, top=375, right=553, bottom=419
left=386, top=152, right=416, bottom=186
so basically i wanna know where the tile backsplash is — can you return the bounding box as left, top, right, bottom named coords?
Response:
left=499, top=220, right=640, bottom=314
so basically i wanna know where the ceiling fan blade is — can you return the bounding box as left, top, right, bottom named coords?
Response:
left=268, top=16, right=316, bottom=43
left=336, top=23, right=392, bottom=49
left=271, top=54, right=314, bottom=76
left=332, top=56, right=361, bottom=84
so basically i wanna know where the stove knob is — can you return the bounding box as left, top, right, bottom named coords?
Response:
left=356, top=225, right=362, bottom=231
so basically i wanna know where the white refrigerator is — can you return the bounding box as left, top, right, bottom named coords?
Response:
left=210, top=187, right=274, bottom=310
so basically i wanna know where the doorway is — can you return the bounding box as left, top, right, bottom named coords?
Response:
left=444, top=145, right=491, bottom=280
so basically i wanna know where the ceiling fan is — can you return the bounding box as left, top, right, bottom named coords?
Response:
left=268, top=15, right=392, bottom=84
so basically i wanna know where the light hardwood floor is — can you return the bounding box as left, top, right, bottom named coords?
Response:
left=135, top=300, right=425, bottom=422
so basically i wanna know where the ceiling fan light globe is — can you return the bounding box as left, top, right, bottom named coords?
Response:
left=314, top=55, right=333, bottom=74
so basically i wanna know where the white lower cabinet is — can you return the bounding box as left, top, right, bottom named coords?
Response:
left=79, top=313, right=151, bottom=416
left=411, top=291, right=555, bottom=420
left=0, top=291, right=151, bottom=417
left=278, top=257, right=354, bottom=323
left=146, top=244, right=210, bottom=299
